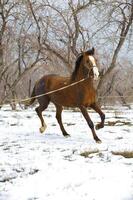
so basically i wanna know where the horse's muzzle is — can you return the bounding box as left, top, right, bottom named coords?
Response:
left=93, top=66, right=99, bottom=80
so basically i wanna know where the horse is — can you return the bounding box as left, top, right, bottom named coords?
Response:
left=27, top=48, right=105, bottom=143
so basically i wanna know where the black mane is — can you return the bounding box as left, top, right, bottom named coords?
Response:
left=71, top=48, right=95, bottom=81
left=71, top=54, right=83, bottom=81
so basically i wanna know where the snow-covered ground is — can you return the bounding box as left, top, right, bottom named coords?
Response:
left=0, top=104, right=133, bottom=200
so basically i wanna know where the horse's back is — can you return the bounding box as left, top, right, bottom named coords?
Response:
left=35, top=74, right=69, bottom=95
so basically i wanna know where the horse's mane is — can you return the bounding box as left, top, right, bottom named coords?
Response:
left=71, top=48, right=95, bottom=81
left=71, top=54, right=83, bottom=81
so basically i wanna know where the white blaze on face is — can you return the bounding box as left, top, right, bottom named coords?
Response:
left=89, top=55, right=99, bottom=80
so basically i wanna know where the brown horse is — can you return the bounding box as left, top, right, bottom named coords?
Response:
left=28, top=48, right=105, bottom=143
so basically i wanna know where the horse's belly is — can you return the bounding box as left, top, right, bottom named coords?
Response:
left=50, top=88, right=96, bottom=107
left=51, top=92, right=78, bottom=107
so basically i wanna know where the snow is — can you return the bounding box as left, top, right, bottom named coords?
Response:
left=0, top=104, right=133, bottom=200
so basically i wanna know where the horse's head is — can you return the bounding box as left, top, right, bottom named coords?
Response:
left=83, top=47, right=99, bottom=80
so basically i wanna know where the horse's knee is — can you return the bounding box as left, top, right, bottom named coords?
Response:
left=101, top=113, right=105, bottom=121
left=35, top=107, right=38, bottom=113
left=35, top=107, right=40, bottom=116
left=88, top=120, right=94, bottom=129
left=35, top=105, right=47, bottom=114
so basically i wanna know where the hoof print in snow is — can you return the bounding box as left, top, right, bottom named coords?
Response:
left=13, top=168, right=25, bottom=173
left=10, top=123, right=18, bottom=126
left=3, top=146, right=10, bottom=151
left=66, top=123, right=75, bottom=126
left=51, top=123, right=56, bottom=126
left=115, top=136, right=123, bottom=140
left=29, top=169, right=39, bottom=175
left=0, top=175, right=17, bottom=183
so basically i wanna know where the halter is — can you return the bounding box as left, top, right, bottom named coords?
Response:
left=83, top=65, right=96, bottom=79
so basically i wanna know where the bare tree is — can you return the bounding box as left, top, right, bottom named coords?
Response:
left=97, top=0, right=133, bottom=101
left=0, top=0, right=133, bottom=108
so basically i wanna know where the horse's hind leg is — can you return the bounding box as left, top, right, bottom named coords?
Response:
left=55, top=104, right=70, bottom=137
left=35, top=106, right=47, bottom=133
left=35, top=98, right=49, bottom=133
left=79, top=105, right=101, bottom=143
left=91, top=103, right=105, bottom=130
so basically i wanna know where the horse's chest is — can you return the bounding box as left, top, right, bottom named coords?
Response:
left=77, top=87, right=96, bottom=105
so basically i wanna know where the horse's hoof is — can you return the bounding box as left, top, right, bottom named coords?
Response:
left=96, top=123, right=104, bottom=130
left=96, top=140, right=102, bottom=144
left=39, top=125, right=47, bottom=133
left=64, top=134, right=70, bottom=138
left=96, top=124, right=100, bottom=130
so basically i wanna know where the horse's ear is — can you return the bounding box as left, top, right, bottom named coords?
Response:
left=87, top=47, right=95, bottom=55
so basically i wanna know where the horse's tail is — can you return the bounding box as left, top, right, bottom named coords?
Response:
left=24, top=86, right=36, bottom=107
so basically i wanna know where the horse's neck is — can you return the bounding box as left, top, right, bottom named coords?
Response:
left=74, top=65, right=93, bottom=83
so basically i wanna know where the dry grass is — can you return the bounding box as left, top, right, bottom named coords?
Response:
left=80, top=149, right=99, bottom=158
left=112, top=150, right=133, bottom=158
left=107, top=120, right=131, bottom=126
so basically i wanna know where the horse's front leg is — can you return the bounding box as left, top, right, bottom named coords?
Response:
left=91, top=103, right=105, bottom=130
left=79, top=106, right=101, bottom=143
